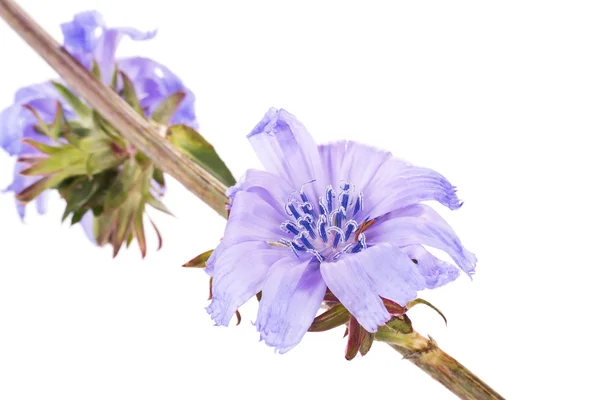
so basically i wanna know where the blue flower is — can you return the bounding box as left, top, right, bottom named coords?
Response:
left=206, top=108, right=476, bottom=353
left=0, top=10, right=198, bottom=222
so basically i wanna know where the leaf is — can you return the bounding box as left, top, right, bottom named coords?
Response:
left=133, top=208, right=147, bottom=258
left=22, top=104, right=50, bottom=136
left=183, top=250, right=213, bottom=268
left=406, top=298, right=448, bottom=326
left=345, top=317, right=367, bottom=361
left=308, top=303, right=350, bottom=332
left=150, top=91, right=186, bottom=125
left=148, top=216, right=163, bottom=250
left=21, top=138, right=60, bottom=155
left=152, top=168, right=166, bottom=188
left=52, top=81, right=90, bottom=120
left=359, top=332, right=375, bottom=356
left=382, top=298, right=407, bottom=316
left=119, top=72, right=144, bottom=116
left=91, top=60, right=102, bottom=81
left=386, top=314, right=413, bottom=335
left=146, top=195, right=173, bottom=216
left=15, top=176, right=51, bottom=203
left=111, top=63, right=119, bottom=90
left=48, top=102, right=65, bottom=140
left=166, top=124, right=236, bottom=187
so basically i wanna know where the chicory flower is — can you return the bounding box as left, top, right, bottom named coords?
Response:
left=206, top=108, right=476, bottom=353
left=0, top=10, right=198, bottom=221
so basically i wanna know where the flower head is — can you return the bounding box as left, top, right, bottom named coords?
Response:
left=1, top=10, right=197, bottom=231
left=206, top=108, right=476, bottom=353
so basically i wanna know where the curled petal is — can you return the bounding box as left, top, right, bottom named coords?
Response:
left=368, top=204, right=476, bottom=275
left=360, top=159, right=462, bottom=219
left=320, top=249, right=391, bottom=332
left=401, top=245, right=460, bottom=289
left=60, top=10, right=106, bottom=54
left=247, top=108, right=323, bottom=200
left=256, top=256, right=326, bottom=353
left=207, top=241, right=288, bottom=326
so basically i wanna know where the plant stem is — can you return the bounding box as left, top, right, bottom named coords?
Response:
left=0, top=1, right=505, bottom=398
left=0, top=0, right=229, bottom=218
left=376, top=329, right=505, bottom=399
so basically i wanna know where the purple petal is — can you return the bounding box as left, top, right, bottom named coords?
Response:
left=207, top=241, right=288, bottom=326
left=247, top=108, right=323, bottom=198
left=367, top=204, right=476, bottom=275
left=359, top=158, right=462, bottom=220
left=118, top=57, right=198, bottom=128
left=14, top=82, right=62, bottom=104
left=400, top=245, right=460, bottom=289
left=320, top=249, right=391, bottom=332
left=60, top=11, right=106, bottom=54
left=319, top=141, right=393, bottom=193
left=0, top=104, right=22, bottom=155
left=358, top=243, right=425, bottom=307
left=227, top=169, right=294, bottom=211
left=223, top=190, right=286, bottom=244
left=95, top=29, right=156, bottom=84
left=79, top=211, right=97, bottom=243
left=4, top=162, right=44, bottom=219
left=256, top=256, right=326, bottom=353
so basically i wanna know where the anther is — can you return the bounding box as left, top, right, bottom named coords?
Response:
left=326, top=185, right=335, bottom=213
left=351, top=233, right=367, bottom=253
left=285, top=202, right=302, bottom=220
left=280, top=221, right=300, bottom=235
left=295, top=231, right=315, bottom=250
left=298, top=215, right=316, bottom=239
left=343, top=220, right=358, bottom=242
left=317, top=214, right=328, bottom=242
left=353, top=192, right=363, bottom=215
left=328, top=226, right=344, bottom=249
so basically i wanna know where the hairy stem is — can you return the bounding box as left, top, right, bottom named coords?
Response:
left=0, top=0, right=229, bottom=217
left=0, top=1, right=505, bottom=398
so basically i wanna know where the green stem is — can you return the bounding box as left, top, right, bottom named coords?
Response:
left=0, top=0, right=229, bottom=218
left=0, top=1, right=505, bottom=398
left=376, top=328, right=505, bottom=400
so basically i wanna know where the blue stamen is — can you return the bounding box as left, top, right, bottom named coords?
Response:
left=351, top=233, right=367, bottom=253
left=343, top=220, right=358, bottom=241
left=326, top=185, right=335, bottom=213
left=317, top=215, right=328, bottom=242
left=298, top=216, right=316, bottom=239
left=295, top=232, right=315, bottom=250
left=328, top=226, right=344, bottom=249
left=279, top=180, right=369, bottom=260
left=319, top=197, right=327, bottom=215
left=280, top=221, right=300, bottom=235
left=285, top=202, right=302, bottom=220
left=353, top=192, right=363, bottom=215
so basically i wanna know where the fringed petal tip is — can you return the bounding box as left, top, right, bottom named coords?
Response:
left=205, top=299, right=232, bottom=327
left=258, top=329, right=297, bottom=354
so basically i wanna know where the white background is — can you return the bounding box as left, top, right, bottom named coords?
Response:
left=1, top=1, right=599, bottom=399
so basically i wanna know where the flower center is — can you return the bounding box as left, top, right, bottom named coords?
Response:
left=279, top=181, right=368, bottom=262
